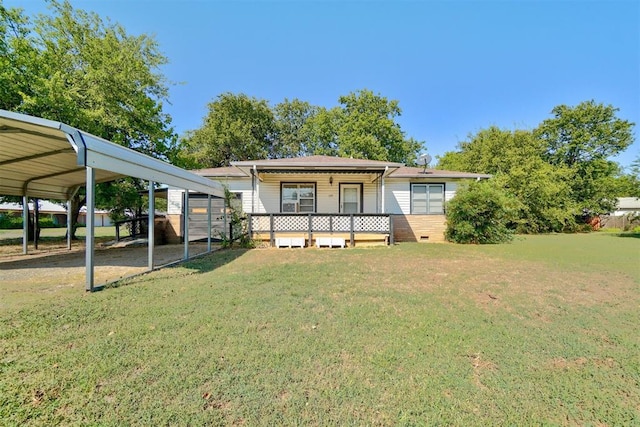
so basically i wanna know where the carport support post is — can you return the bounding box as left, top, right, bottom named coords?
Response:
left=183, top=190, right=189, bottom=260
left=22, top=194, right=28, bottom=255
left=148, top=181, right=155, bottom=271
left=85, top=166, right=95, bottom=291
left=207, top=194, right=212, bottom=252
left=67, top=199, right=72, bottom=250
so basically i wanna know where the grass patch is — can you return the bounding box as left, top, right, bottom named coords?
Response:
left=1, top=234, right=639, bottom=425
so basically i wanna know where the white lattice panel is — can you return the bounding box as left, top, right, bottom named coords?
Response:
left=251, top=216, right=270, bottom=231
left=273, top=215, right=309, bottom=231
left=332, top=216, right=351, bottom=231
left=311, top=216, right=330, bottom=231
left=360, top=216, right=389, bottom=232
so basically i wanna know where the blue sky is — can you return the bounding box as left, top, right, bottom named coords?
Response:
left=8, top=0, right=640, bottom=168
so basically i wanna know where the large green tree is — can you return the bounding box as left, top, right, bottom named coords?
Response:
left=334, top=90, right=423, bottom=164
left=272, top=98, right=319, bottom=158
left=438, top=127, right=576, bottom=233
left=535, top=100, right=635, bottom=213
left=180, top=93, right=276, bottom=168
left=1, top=1, right=176, bottom=237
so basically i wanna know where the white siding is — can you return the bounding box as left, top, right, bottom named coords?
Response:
left=385, top=181, right=409, bottom=214
left=167, top=188, right=183, bottom=214
left=386, top=179, right=463, bottom=215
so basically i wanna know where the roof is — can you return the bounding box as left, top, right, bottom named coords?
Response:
left=0, top=201, right=109, bottom=214
left=387, top=166, right=492, bottom=179
left=617, top=197, right=640, bottom=210
left=232, top=155, right=404, bottom=171
left=194, top=156, right=490, bottom=180
left=0, top=110, right=224, bottom=199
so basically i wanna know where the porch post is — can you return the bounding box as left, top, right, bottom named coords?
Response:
left=269, top=214, right=274, bottom=247
left=22, top=194, right=28, bottom=254
left=389, top=214, right=394, bottom=245
left=148, top=181, right=155, bottom=271
left=350, top=214, right=354, bottom=247
left=308, top=214, right=312, bottom=245
left=247, top=213, right=252, bottom=241
left=381, top=170, right=386, bottom=214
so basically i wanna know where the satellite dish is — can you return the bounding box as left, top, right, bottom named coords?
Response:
left=418, top=154, right=432, bottom=171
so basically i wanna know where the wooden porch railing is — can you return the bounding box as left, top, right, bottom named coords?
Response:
left=247, top=213, right=393, bottom=247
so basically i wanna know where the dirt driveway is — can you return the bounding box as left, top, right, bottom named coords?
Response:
left=0, top=242, right=215, bottom=293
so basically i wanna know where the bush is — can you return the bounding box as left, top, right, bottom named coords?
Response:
left=445, top=181, right=517, bottom=244
left=0, top=214, right=23, bottom=229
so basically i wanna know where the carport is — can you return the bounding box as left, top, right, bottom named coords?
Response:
left=0, top=110, right=224, bottom=291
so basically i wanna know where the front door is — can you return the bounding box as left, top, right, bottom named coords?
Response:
left=340, top=184, right=361, bottom=213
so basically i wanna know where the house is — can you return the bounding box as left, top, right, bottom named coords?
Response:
left=166, top=155, right=490, bottom=246
left=0, top=200, right=112, bottom=227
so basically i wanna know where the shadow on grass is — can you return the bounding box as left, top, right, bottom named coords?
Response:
left=99, top=247, right=251, bottom=291
left=615, top=232, right=640, bottom=239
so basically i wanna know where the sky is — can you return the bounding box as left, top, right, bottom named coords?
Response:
left=6, top=0, right=640, bottom=168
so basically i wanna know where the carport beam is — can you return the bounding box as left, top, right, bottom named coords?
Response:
left=148, top=181, right=155, bottom=270
left=85, top=167, right=95, bottom=292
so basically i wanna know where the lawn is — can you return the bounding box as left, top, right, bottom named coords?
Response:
left=1, top=233, right=638, bottom=425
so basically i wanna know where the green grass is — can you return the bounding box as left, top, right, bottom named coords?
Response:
left=1, top=233, right=639, bottom=425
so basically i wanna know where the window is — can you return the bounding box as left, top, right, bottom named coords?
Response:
left=281, top=183, right=315, bottom=213
left=411, top=184, right=444, bottom=214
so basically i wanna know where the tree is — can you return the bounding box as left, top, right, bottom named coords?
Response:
left=535, top=100, right=635, bottom=213
left=445, top=180, right=517, bottom=244
left=438, top=127, right=576, bottom=233
left=180, top=93, right=276, bottom=168
left=1, top=1, right=176, bottom=237
left=272, top=98, right=319, bottom=158
left=334, top=89, right=423, bottom=164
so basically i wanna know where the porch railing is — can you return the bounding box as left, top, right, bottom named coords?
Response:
left=247, top=213, right=393, bottom=246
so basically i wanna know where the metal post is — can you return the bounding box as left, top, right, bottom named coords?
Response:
left=223, top=196, right=228, bottom=241
left=22, top=195, right=28, bottom=255
left=148, top=181, right=155, bottom=271
left=85, top=166, right=95, bottom=291
left=67, top=199, right=72, bottom=250
left=183, top=190, right=189, bottom=260
left=207, top=194, right=212, bottom=252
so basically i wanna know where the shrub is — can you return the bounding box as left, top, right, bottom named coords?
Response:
left=445, top=180, right=517, bottom=244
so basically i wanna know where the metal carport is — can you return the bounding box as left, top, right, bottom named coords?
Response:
left=0, top=109, right=224, bottom=291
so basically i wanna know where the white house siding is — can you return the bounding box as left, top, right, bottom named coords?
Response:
left=386, top=179, right=461, bottom=215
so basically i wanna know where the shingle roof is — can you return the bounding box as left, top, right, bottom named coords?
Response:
left=232, top=155, right=403, bottom=169
left=387, top=166, right=491, bottom=179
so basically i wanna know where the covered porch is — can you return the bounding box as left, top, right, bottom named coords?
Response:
left=248, top=213, right=393, bottom=247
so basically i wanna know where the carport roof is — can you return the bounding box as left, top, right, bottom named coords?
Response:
left=0, top=109, right=223, bottom=200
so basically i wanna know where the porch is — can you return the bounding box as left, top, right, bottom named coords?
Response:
left=248, top=213, right=393, bottom=247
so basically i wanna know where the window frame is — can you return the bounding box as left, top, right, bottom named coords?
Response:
left=410, top=183, right=445, bottom=214
left=280, top=182, right=317, bottom=213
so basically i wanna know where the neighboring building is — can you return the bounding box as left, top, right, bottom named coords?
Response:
left=611, top=197, right=640, bottom=217
left=167, top=156, right=489, bottom=246
left=0, top=201, right=112, bottom=227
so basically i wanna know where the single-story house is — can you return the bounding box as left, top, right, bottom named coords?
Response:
left=166, top=155, right=490, bottom=246
left=0, top=200, right=112, bottom=227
